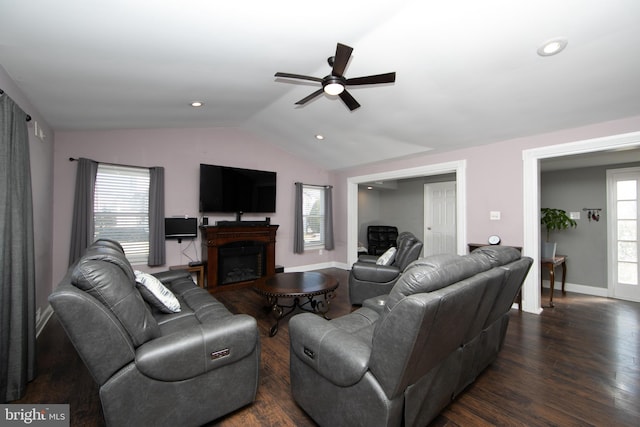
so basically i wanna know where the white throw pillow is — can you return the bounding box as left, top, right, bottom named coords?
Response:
left=134, top=270, right=181, bottom=313
left=376, top=247, right=397, bottom=266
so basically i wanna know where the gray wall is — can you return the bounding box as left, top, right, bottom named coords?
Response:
left=358, top=174, right=455, bottom=251
left=540, top=162, right=640, bottom=288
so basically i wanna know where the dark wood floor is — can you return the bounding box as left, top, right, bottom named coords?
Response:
left=16, top=268, right=640, bottom=426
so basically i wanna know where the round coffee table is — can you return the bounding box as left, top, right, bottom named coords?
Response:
left=253, top=271, right=339, bottom=337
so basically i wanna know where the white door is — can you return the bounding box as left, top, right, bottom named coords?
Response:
left=424, top=182, right=456, bottom=256
left=607, top=167, right=640, bottom=302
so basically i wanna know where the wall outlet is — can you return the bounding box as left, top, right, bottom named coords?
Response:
left=490, top=211, right=501, bottom=220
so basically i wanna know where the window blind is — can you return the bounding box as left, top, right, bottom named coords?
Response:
left=302, top=185, right=325, bottom=248
left=94, top=163, right=150, bottom=264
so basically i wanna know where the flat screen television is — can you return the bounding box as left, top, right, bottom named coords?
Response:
left=199, top=164, right=277, bottom=214
left=165, top=217, right=198, bottom=240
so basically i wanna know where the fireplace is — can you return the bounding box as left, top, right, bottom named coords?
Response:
left=218, top=241, right=265, bottom=285
left=200, top=224, right=278, bottom=292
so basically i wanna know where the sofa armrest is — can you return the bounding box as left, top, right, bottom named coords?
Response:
left=357, top=254, right=379, bottom=264
left=135, top=314, right=258, bottom=381
left=362, top=295, right=389, bottom=314
left=289, top=313, right=371, bottom=387
left=351, top=262, right=401, bottom=283
left=152, top=269, right=192, bottom=284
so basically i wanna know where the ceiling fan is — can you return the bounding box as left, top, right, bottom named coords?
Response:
left=274, top=43, right=396, bottom=111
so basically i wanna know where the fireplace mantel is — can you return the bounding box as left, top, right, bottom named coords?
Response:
left=200, top=224, right=278, bottom=292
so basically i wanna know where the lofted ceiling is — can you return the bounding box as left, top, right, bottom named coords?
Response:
left=1, top=0, right=640, bottom=170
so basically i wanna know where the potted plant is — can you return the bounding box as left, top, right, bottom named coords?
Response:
left=540, top=208, right=577, bottom=258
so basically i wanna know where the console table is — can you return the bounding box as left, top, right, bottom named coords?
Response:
left=541, top=255, right=567, bottom=308
left=200, top=224, right=278, bottom=292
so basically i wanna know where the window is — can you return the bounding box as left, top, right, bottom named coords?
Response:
left=94, top=164, right=150, bottom=264
left=302, top=185, right=325, bottom=248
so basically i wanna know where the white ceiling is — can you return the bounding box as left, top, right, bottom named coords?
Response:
left=1, top=0, right=640, bottom=170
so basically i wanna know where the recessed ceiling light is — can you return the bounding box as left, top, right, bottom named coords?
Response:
left=537, top=38, right=568, bottom=57
left=315, top=134, right=325, bottom=140
left=190, top=101, right=204, bottom=107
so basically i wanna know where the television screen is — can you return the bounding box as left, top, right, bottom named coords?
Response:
left=165, top=217, right=198, bottom=239
left=199, top=164, right=277, bottom=213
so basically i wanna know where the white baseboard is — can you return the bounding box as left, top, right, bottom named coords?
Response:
left=284, top=261, right=350, bottom=272
left=36, top=304, right=54, bottom=338
left=541, top=280, right=608, bottom=297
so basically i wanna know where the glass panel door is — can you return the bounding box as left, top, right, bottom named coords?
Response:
left=608, top=167, right=640, bottom=302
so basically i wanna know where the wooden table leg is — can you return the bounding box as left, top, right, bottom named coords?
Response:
left=548, top=264, right=555, bottom=308
left=561, top=260, right=567, bottom=294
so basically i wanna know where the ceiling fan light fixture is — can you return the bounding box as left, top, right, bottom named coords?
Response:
left=537, top=38, right=568, bottom=56
left=190, top=101, right=204, bottom=107
left=275, top=43, right=395, bottom=110
left=323, top=82, right=344, bottom=96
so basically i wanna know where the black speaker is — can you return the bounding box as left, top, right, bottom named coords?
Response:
left=202, top=217, right=208, bottom=225
left=266, top=217, right=270, bottom=225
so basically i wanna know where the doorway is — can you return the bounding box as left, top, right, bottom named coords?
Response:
left=523, top=131, right=640, bottom=313
left=347, top=160, right=466, bottom=267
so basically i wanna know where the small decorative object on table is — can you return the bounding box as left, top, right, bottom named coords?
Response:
left=488, top=235, right=501, bottom=245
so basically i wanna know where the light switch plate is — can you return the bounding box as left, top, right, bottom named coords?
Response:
left=490, top=211, right=501, bottom=220
left=569, top=211, right=580, bottom=220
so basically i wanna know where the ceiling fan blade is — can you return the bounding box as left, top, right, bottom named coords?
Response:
left=332, top=43, right=353, bottom=77
left=295, top=88, right=324, bottom=105
left=275, top=72, right=323, bottom=83
left=346, top=72, right=396, bottom=86
left=339, top=90, right=361, bottom=111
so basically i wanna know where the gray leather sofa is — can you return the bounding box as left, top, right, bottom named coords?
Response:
left=349, top=231, right=423, bottom=305
left=49, top=239, right=260, bottom=427
left=289, top=246, right=532, bottom=427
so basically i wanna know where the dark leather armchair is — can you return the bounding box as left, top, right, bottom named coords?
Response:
left=367, top=225, right=398, bottom=255
left=349, top=231, right=423, bottom=305
left=49, top=240, right=260, bottom=426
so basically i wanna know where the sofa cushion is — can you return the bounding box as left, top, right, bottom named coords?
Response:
left=470, top=246, right=521, bottom=267
left=82, top=244, right=137, bottom=283
left=385, top=254, right=490, bottom=313
left=71, top=258, right=160, bottom=347
left=394, top=232, right=423, bottom=270
left=135, top=270, right=181, bottom=313
left=376, top=247, right=397, bottom=266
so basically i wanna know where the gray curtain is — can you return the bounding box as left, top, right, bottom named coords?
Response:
left=324, top=186, right=334, bottom=250
left=0, top=93, right=36, bottom=402
left=148, top=166, right=165, bottom=266
left=68, top=158, right=98, bottom=266
left=294, top=182, right=304, bottom=254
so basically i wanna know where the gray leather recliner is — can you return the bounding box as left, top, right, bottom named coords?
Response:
left=349, top=231, right=423, bottom=305
left=290, top=246, right=532, bottom=427
left=48, top=239, right=260, bottom=427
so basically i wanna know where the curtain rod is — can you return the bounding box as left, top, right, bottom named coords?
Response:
left=295, top=182, right=333, bottom=189
left=69, top=157, right=154, bottom=171
left=0, top=89, right=32, bottom=122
